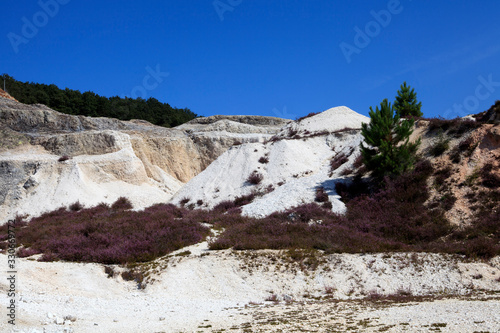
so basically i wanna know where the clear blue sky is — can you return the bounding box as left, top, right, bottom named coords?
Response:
left=1, top=0, right=500, bottom=119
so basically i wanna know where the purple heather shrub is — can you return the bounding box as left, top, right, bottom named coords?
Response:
left=247, top=171, right=264, bottom=185
left=111, top=197, right=133, bottom=210
left=12, top=202, right=210, bottom=264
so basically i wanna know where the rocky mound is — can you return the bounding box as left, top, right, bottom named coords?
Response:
left=171, top=107, right=370, bottom=217
left=183, top=114, right=291, bottom=127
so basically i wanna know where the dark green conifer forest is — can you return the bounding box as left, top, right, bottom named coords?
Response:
left=1, top=74, right=198, bottom=127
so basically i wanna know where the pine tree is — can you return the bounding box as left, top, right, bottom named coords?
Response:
left=361, top=99, right=420, bottom=179
left=394, top=82, right=422, bottom=118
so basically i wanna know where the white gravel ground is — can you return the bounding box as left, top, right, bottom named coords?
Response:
left=1, top=248, right=499, bottom=333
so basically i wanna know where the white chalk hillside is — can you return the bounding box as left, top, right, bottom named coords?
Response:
left=171, top=107, right=369, bottom=217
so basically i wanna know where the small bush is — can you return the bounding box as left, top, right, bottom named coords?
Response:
left=335, top=176, right=371, bottom=203
left=481, top=163, right=500, bottom=188
left=69, top=201, right=83, bottom=212
left=111, top=197, right=133, bottom=210
left=330, top=152, right=350, bottom=174
left=234, top=193, right=256, bottom=206
left=265, top=293, right=279, bottom=302
left=196, top=199, right=203, bottom=206
left=439, top=192, right=457, bottom=211
left=434, top=166, right=453, bottom=190
left=451, top=136, right=477, bottom=163
left=179, top=197, right=190, bottom=207
left=16, top=247, right=40, bottom=258
left=322, top=202, right=333, bottom=210
left=340, top=168, right=354, bottom=176
left=297, top=112, right=319, bottom=122
left=427, top=117, right=480, bottom=136
left=258, top=156, right=269, bottom=164
left=58, top=155, right=70, bottom=162
left=315, top=187, right=329, bottom=203
left=429, top=135, right=450, bottom=157
left=353, top=155, right=364, bottom=169
left=213, top=200, right=237, bottom=212
left=104, top=266, right=115, bottom=278
left=121, top=270, right=143, bottom=284
left=246, top=171, right=263, bottom=185
left=288, top=128, right=299, bottom=138
left=324, top=285, right=336, bottom=294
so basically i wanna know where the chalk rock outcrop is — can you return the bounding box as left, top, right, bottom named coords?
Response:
left=0, top=97, right=287, bottom=221
left=172, top=107, right=370, bottom=217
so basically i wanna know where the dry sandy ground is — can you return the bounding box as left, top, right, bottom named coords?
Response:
left=1, top=239, right=500, bottom=332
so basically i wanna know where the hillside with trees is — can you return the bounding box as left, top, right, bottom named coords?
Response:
left=1, top=74, right=198, bottom=127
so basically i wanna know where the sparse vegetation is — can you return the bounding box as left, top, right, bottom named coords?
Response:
left=104, top=266, right=115, bottom=278
left=314, top=187, right=329, bottom=203
left=430, top=133, right=450, bottom=157
left=234, top=193, right=256, bottom=206
left=110, top=197, right=133, bottom=210
left=296, top=112, right=320, bottom=122
left=179, top=197, right=190, bottom=207
left=258, top=156, right=269, bottom=164
left=330, top=150, right=350, bottom=174
left=69, top=201, right=83, bottom=212
left=246, top=171, right=263, bottom=185
left=426, top=117, right=480, bottom=136
left=58, top=155, right=70, bottom=162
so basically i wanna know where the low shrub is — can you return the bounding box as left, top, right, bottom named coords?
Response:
left=69, top=201, right=83, bottom=212
left=434, top=166, right=453, bottom=190
left=481, top=163, right=500, bottom=188
left=430, top=135, right=450, bottom=157
left=121, top=269, right=144, bottom=288
left=427, top=117, right=480, bottom=136
left=288, top=128, right=299, bottom=139
left=315, top=187, right=329, bottom=203
left=265, top=293, right=279, bottom=302
left=16, top=247, right=40, bottom=258
left=246, top=171, right=263, bottom=185
left=330, top=151, right=350, bottom=174
left=213, top=200, right=237, bottom=212
left=234, top=193, right=256, bottom=206
left=111, top=197, right=133, bottom=210
left=322, top=201, right=333, bottom=210
left=58, top=155, right=70, bottom=162
left=296, top=112, right=319, bottom=122
left=335, top=176, right=371, bottom=203
left=353, top=155, right=364, bottom=169
left=258, top=156, right=269, bottom=164
left=340, top=167, right=354, bottom=176
left=104, top=266, right=115, bottom=278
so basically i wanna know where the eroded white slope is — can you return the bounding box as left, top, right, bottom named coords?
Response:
left=0, top=132, right=182, bottom=221
left=171, top=107, right=369, bottom=217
